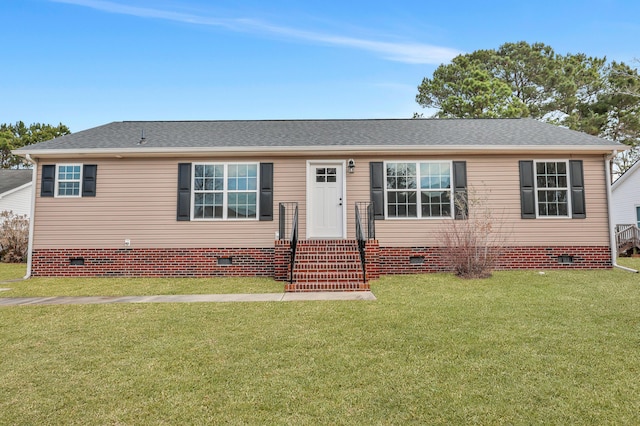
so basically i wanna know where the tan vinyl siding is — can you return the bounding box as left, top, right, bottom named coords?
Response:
left=34, top=158, right=284, bottom=249
left=32, top=154, right=610, bottom=249
left=274, top=158, right=307, bottom=239
left=371, top=155, right=609, bottom=247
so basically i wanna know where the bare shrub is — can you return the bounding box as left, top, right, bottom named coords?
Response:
left=439, top=188, right=509, bottom=279
left=0, top=210, right=29, bottom=263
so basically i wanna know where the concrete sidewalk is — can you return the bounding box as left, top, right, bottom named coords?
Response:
left=0, top=291, right=376, bottom=306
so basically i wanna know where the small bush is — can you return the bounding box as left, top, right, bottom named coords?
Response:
left=0, top=210, right=29, bottom=263
left=439, top=189, right=508, bottom=279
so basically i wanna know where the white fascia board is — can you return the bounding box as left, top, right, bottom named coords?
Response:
left=14, top=144, right=626, bottom=159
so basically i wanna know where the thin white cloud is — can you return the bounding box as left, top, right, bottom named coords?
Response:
left=51, top=0, right=461, bottom=64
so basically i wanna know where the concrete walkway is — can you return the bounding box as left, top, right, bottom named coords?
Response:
left=0, top=291, right=376, bottom=306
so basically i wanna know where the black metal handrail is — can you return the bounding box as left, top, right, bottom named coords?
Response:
left=289, top=205, right=299, bottom=283
left=279, top=202, right=297, bottom=241
left=355, top=202, right=375, bottom=240
left=278, top=202, right=299, bottom=283
left=355, top=202, right=375, bottom=283
left=367, top=202, right=375, bottom=240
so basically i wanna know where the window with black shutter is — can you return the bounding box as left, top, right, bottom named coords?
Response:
left=176, top=162, right=273, bottom=221
left=519, top=159, right=585, bottom=219
left=41, top=163, right=97, bottom=198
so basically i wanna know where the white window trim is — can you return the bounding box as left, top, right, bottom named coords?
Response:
left=190, top=162, right=260, bottom=221
left=55, top=163, right=83, bottom=198
left=635, top=205, right=640, bottom=228
left=533, top=159, right=572, bottom=219
left=383, top=160, right=454, bottom=220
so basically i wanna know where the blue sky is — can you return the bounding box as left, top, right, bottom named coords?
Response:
left=3, top=0, right=639, bottom=132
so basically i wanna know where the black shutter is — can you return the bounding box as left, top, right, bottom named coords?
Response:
left=370, top=162, right=385, bottom=220
left=569, top=160, right=586, bottom=219
left=259, top=163, right=273, bottom=221
left=82, top=165, right=97, bottom=197
left=452, top=161, right=467, bottom=220
left=177, top=163, right=191, bottom=221
left=41, top=165, right=55, bottom=197
left=519, top=160, right=536, bottom=219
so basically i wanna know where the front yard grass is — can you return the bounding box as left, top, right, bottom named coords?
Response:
left=0, top=263, right=26, bottom=281
left=617, top=255, right=640, bottom=270
left=1, top=266, right=639, bottom=424
left=0, top=263, right=282, bottom=296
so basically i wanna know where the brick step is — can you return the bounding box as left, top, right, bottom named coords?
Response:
left=295, top=248, right=361, bottom=255
left=298, top=239, right=359, bottom=245
left=295, top=250, right=361, bottom=256
left=296, top=240, right=359, bottom=249
left=295, top=262, right=361, bottom=267
left=288, top=239, right=368, bottom=292
left=295, top=256, right=362, bottom=265
left=296, top=245, right=360, bottom=251
left=294, top=263, right=363, bottom=271
left=285, top=282, right=370, bottom=292
left=293, top=271, right=364, bottom=281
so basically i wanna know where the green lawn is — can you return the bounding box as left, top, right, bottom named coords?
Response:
left=0, top=263, right=283, bottom=295
left=617, top=255, right=640, bottom=270
left=1, top=264, right=640, bottom=424
left=0, top=262, right=26, bottom=281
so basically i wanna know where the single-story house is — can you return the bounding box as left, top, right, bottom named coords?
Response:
left=611, top=158, right=640, bottom=254
left=0, top=169, right=33, bottom=218
left=13, top=118, right=625, bottom=290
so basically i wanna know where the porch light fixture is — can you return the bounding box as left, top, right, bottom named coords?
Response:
left=348, top=159, right=355, bottom=173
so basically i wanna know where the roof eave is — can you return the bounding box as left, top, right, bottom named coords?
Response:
left=14, top=144, right=626, bottom=159
left=0, top=182, right=32, bottom=199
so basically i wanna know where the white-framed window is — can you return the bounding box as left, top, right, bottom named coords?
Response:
left=385, top=161, right=452, bottom=219
left=56, top=164, right=82, bottom=197
left=636, top=206, right=640, bottom=228
left=534, top=160, right=570, bottom=217
left=192, top=162, right=258, bottom=220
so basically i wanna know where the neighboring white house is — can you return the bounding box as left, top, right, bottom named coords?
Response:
left=0, top=169, right=33, bottom=217
left=611, top=159, right=640, bottom=228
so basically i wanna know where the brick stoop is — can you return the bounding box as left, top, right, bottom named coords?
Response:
left=286, top=240, right=369, bottom=292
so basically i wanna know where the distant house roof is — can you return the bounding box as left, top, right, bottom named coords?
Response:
left=13, top=118, right=624, bottom=158
left=612, top=158, right=640, bottom=191
left=0, top=169, right=32, bottom=196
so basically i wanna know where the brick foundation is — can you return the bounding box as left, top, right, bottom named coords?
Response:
left=274, top=240, right=291, bottom=281
left=377, top=245, right=612, bottom=275
left=364, top=240, right=380, bottom=280
left=30, top=243, right=612, bottom=279
left=31, top=247, right=275, bottom=278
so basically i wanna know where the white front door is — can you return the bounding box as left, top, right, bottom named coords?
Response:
left=307, top=161, right=345, bottom=239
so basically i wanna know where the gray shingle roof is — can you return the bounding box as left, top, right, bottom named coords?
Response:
left=14, top=118, right=622, bottom=152
left=0, top=169, right=32, bottom=195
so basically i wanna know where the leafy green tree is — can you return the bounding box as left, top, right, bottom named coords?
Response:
left=602, top=62, right=640, bottom=175
left=416, top=48, right=529, bottom=118
left=609, top=58, right=640, bottom=99
left=0, top=122, right=70, bottom=168
left=416, top=41, right=640, bottom=173
left=0, top=130, right=17, bottom=169
left=416, top=42, right=606, bottom=125
left=485, top=41, right=558, bottom=117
